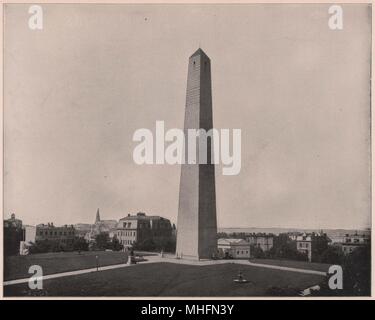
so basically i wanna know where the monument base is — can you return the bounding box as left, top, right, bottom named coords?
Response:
left=175, top=252, right=216, bottom=261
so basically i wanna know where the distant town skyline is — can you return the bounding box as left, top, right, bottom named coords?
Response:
left=4, top=5, right=371, bottom=230
left=4, top=210, right=370, bottom=232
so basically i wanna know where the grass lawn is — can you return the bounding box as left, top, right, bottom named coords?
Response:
left=250, top=258, right=332, bottom=272
left=4, top=251, right=136, bottom=281
left=4, top=262, right=325, bottom=297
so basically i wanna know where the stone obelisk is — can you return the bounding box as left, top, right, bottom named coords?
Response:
left=176, top=48, right=217, bottom=260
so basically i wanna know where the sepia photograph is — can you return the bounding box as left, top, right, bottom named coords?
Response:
left=1, top=1, right=372, bottom=299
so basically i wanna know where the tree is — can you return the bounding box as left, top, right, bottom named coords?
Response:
left=269, top=233, right=308, bottom=261
left=318, top=245, right=344, bottom=264
left=29, top=239, right=65, bottom=254
left=153, top=237, right=176, bottom=252
left=94, top=232, right=110, bottom=250
left=250, top=245, right=265, bottom=258
left=132, top=235, right=176, bottom=253
left=217, top=232, right=229, bottom=239
left=110, top=237, right=123, bottom=251
left=311, top=244, right=371, bottom=297
left=4, top=226, right=23, bottom=256
left=311, top=233, right=330, bottom=262
left=133, top=238, right=156, bottom=251
left=73, top=237, right=89, bottom=253
left=342, top=245, right=371, bottom=296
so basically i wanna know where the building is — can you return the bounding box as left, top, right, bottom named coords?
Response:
left=217, top=238, right=251, bottom=259
left=85, top=209, right=118, bottom=242
left=246, top=233, right=274, bottom=252
left=296, top=234, right=313, bottom=261
left=341, top=233, right=370, bottom=255
left=4, top=214, right=37, bottom=256
left=19, top=225, right=37, bottom=255
left=23, top=225, right=36, bottom=244
left=296, top=232, right=330, bottom=262
left=4, top=213, right=24, bottom=256
left=4, top=213, right=23, bottom=229
left=176, top=48, right=217, bottom=260
left=36, top=223, right=75, bottom=246
left=116, top=212, right=172, bottom=249
left=74, top=223, right=92, bottom=238
left=288, top=232, right=303, bottom=241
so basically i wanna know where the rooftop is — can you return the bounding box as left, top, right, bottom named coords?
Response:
left=119, top=212, right=166, bottom=221
left=190, top=48, right=209, bottom=59
left=218, top=238, right=248, bottom=245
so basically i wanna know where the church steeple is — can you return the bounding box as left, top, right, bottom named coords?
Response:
left=95, top=208, right=100, bottom=223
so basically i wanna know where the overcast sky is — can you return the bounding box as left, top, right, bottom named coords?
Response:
left=4, top=4, right=371, bottom=229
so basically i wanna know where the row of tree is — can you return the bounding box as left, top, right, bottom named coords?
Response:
left=261, top=243, right=371, bottom=296
left=11, top=230, right=176, bottom=255
left=28, top=234, right=124, bottom=254
left=253, top=233, right=346, bottom=264
left=132, top=237, right=176, bottom=252
left=91, top=233, right=123, bottom=251
left=219, top=232, right=344, bottom=264
left=28, top=237, right=89, bottom=254
left=92, top=233, right=177, bottom=253
left=313, top=245, right=371, bottom=296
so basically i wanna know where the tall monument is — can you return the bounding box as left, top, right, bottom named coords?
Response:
left=176, top=48, right=217, bottom=260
